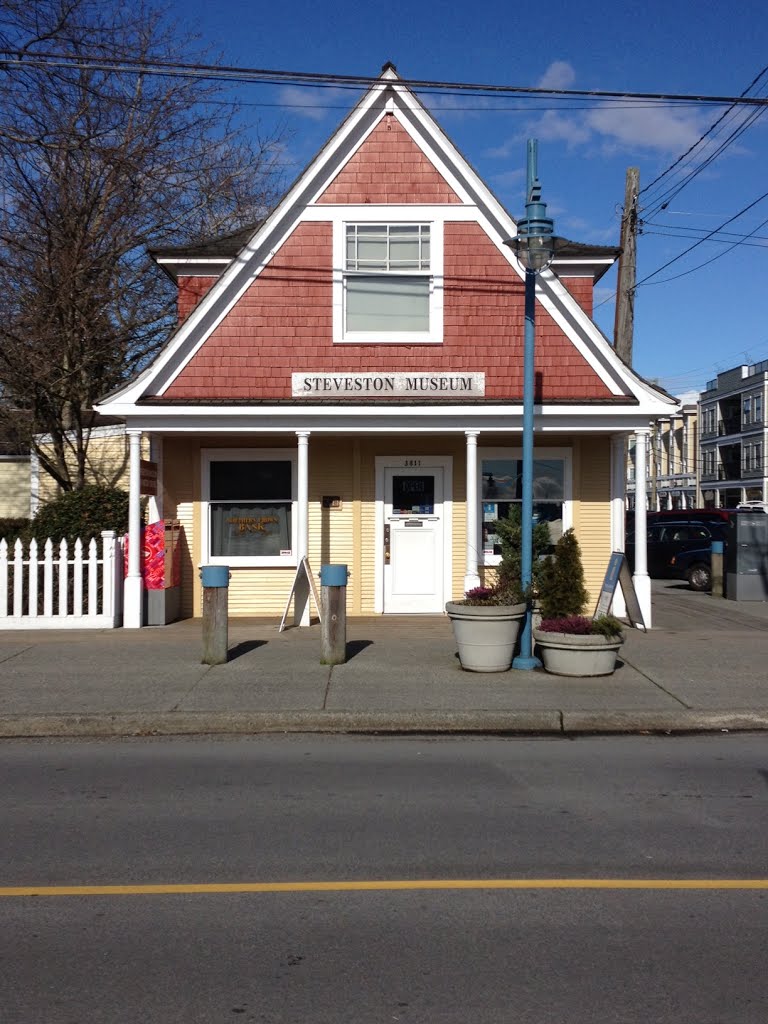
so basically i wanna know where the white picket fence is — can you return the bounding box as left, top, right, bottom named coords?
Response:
left=0, top=531, right=123, bottom=629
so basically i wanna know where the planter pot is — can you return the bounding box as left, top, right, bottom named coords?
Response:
left=446, top=601, right=526, bottom=672
left=532, top=628, right=622, bottom=677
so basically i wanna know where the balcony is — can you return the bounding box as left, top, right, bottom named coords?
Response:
left=718, top=419, right=741, bottom=437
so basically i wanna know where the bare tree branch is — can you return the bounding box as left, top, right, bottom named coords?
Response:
left=0, top=0, right=287, bottom=490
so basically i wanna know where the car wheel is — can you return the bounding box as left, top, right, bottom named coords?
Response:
left=687, top=564, right=711, bottom=591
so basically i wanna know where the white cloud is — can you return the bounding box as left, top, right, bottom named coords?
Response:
left=277, top=85, right=347, bottom=121
left=487, top=61, right=711, bottom=161
left=676, top=389, right=701, bottom=405
left=488, top=168, right=526, bottom=187
left=537, top=61, right=577, bottom=90
left=586, top=101, right=708, bottom=155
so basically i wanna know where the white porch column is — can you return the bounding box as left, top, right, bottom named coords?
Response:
left=610, top=433, right=627, bottom=618
left=294, top=431, right=311, bottom=627
left=124, top=428, right=144, bottom=628
left=632, top=427, right=652, bottom=628
left=464, top=430, right=481, bottom=592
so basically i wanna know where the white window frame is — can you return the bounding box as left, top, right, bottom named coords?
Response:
left=477, top=446, right=572, bottom=567
left=333, top=217, right=444, bottom=344
left=201, top=448, right=297, bottom=567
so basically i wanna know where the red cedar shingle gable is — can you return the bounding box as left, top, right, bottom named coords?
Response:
left=317, top=114, right=462, bottom=204
left=163, top=221, right=614, bottom=402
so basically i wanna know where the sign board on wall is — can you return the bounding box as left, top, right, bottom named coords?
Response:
left=292, top=372, right=485, bottom=398
left=139, top=459, right=158, bottom=496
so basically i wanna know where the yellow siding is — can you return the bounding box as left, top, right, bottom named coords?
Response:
left=158, top=432, right=613, bottom=618
left=572, top=436, right=612, bottom=608
left=36, top=431, right=150, bottom=506
left=0, top=460, right=30, bottom=518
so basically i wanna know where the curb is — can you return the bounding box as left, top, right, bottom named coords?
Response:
left=1, top=709, right=768, bottom=738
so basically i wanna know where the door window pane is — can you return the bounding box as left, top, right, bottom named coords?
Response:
left=392, top=475, right=435, bottom=514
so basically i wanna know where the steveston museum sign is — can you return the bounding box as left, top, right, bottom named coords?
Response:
left=292, top=372, right=486, bottom=398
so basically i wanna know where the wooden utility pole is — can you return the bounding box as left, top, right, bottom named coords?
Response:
left=614, top=167, right=640, bottom=365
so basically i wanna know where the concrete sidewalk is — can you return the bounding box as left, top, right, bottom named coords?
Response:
left=0, top=582, right=767, bottom=738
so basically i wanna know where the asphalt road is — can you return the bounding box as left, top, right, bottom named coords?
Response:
left=2, top=734, right=767, bottom=1023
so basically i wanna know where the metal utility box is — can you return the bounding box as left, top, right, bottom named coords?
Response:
left=725, top=514, right=768, bottom=601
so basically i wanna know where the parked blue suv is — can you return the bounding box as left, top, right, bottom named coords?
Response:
left=625, top=513, right=730, bottom=587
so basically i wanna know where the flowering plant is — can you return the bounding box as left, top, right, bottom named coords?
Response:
left=461, top=583, right=524, bottom=607
left=538, top=614, right=624, bottom=640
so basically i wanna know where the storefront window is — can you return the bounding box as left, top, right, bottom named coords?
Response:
left=205, top=454, right=295, bottom=563
left=480, top=455, right=566, bottom=561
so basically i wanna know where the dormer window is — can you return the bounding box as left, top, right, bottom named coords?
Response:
left=334, top=220, right=443, bottom=344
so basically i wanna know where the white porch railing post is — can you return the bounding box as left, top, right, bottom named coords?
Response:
left=28, top=538, right=38, bottom=617
left=294, top=430, right=311, bottom=627
left=73, top=539, right=84, bottom=616
left=610, top=433, right=627, bottom=618
left=58, top=539, right=69, bottom=616
left=101, top=531, right=115, bottom=620
left=0, top=539, right=7, bottom=618
left=13, top=539, right=23, bottom=617
left=124, top=428, right=144, bottom=628
left=88, top=538, right=98, bottom=616
left=43, top=539, right=53, bottom=617
left=632, top=427, right=652, bottom=629
left=464, top=431, right=482, bottom=593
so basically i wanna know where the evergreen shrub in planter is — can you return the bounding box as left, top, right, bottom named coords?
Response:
left=446, top=508, right=550, bottom=673
left=533, top=529, right=625, bottom=677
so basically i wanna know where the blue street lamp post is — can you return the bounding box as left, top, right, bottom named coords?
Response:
left=505, top=140, right=555, bottom=669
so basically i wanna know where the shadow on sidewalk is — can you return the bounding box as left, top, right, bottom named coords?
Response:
left=227, top=640, right=269, bottom=661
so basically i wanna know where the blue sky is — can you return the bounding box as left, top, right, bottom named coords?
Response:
left=173, top=0, right=768, bottom=401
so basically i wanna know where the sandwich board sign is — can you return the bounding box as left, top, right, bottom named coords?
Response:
left=594, top=552, right=646, bottom=630
left=279, top=556, right=321, bottom=632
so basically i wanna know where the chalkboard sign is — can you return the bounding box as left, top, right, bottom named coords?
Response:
left=594, top=552, right=646, bottom=630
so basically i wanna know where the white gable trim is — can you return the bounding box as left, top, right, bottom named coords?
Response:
left=96, top=68, right=663, bottom=416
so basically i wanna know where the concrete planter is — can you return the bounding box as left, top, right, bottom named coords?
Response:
left=446, top=601, right=527, bottom=673
left=533, top=628, right=622, bottom=677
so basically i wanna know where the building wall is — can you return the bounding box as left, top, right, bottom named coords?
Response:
left=166, top=221, right=610, bottom=404
left=160, top=433, right=613, bottom=618
left=0, top=458, right=31, bottom=518
left=35, top=429, right=153, bottom=507
left=316, top=115, right=462, bottom=205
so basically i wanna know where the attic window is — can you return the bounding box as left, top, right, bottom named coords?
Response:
left=336, top=222, right=443, bottom=344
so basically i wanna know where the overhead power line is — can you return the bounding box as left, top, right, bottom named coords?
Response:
left=2, top=50, right=768, bottom=107
left=634, top=189, right=768, bottom=289
left=639, top=63, right=768, bottom=199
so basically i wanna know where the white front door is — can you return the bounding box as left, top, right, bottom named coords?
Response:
left=383, top=465, right=444, bottom=613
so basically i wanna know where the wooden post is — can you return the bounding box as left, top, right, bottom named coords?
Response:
left=320, top=564, right=347, bottom=665
left=614, top=167, right=639, bottom=366
left=200, top=565, right=229, bottom=665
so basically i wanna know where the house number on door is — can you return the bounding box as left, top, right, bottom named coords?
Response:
left=404, top=459, right=421, bottom=467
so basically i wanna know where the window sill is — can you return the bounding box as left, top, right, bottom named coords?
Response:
left=335, top=333, right=443, bottom=345
left=206, top=556, right=297, bottom=569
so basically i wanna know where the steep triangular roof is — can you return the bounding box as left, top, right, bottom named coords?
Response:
left=98, top=66, right=674, bottom=419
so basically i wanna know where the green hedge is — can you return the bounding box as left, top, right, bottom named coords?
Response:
left=28, top=487, right=130, bottom=545
left=0, top=517, right=31, bottom=543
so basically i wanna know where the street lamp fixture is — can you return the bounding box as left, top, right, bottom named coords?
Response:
left=504, top=139, right=554, bottom=669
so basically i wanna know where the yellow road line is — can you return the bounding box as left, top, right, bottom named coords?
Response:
left=2, top=879, right=768, bottom=897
